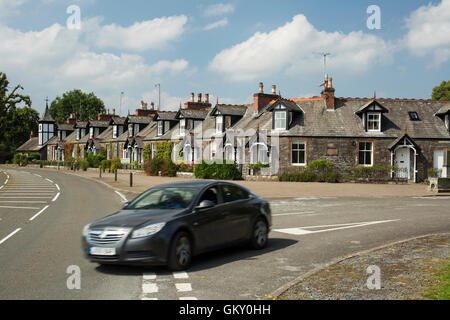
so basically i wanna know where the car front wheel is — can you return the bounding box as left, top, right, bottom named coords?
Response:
left=250, top=218, right=268, bottom=250
left=168, top=232, right=192, bottom=271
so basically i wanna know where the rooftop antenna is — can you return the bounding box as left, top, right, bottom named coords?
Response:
left=314, top=52, right=331, bottom=83
left=155, top=83, right=161, bottom=111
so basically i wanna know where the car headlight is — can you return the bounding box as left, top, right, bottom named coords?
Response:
left=131, top=223, right=166, bottom=239
left=82, top=224, right=91, bottom=237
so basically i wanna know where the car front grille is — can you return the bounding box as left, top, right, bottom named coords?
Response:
left=88, top=228, right=129, bottom=245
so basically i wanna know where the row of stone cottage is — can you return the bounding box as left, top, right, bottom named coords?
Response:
left=16, top=78, right=450, bottom=182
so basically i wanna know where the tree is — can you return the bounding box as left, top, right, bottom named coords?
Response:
left=0, top=72, right=39, bottom=162
left=432, top=80, right=450, bottom=101
left=49, top=89, right=106, bottom=123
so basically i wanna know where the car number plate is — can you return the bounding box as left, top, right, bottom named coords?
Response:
left=90, top=247, right=116, bottom=256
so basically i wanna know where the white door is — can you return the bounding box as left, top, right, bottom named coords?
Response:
left=396, top=148, right=410, bottom=179
left=434, top=150, right=446, bottom=178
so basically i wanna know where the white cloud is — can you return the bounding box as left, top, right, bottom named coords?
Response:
left=404, top=0, right=450, bottom=67
left=204, top=3, right=235, bottom=16
left=0, top=0, right=27, bottom=19
left=87, top=15, right=188, bottom=51
left=209, top=14, right=393, bottom=81
left=204, top=18, right=228, bottom=31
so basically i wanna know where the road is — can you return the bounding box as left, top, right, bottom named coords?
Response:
left=0, top=166, right=449, bottom=300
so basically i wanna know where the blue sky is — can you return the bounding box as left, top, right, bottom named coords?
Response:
left=0, top=0, right=449, bottom=116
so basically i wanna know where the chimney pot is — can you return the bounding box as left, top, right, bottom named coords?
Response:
left=112, top=109, right=116, bottom=115
left=150, top=102, right=154, bottom=110
left=190, top=92, right=195, bottom=102
left=197, top=93, right=202, bottom=103
left=272, top=85, right=276, bottom=95
left=205, top=93, right=209, bottom=103
left=259, top=82, right=264, bottom=94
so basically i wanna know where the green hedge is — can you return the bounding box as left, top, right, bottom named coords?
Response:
left=278, top=159, right=340, bottom=183
left=194, top=161, right=242, bottom=180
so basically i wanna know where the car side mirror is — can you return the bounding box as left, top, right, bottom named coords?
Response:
left=195, top=200, right=215, bottom=210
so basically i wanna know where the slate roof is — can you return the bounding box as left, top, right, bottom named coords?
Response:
left=127, top=116, right=153, bottom=124
left=39, top=105, right=54, bottom=122
left=154, top=112, right=178, bottom=121
left=435, top=104, right=450, bottom=116
left=56, top=123, right=75, bottom=131
left=16, top=137, right=44, bottom=152
left=110, top=116, right=126, bottom=125
left=88, top=120, right=110, bottom=128
left=176, top=109, right=210, bottom=120
left=211, top=104, right=248, bottom=117
left=231, top=98, right=450, bottom=139
left=75, top=121, right=89, bottom=128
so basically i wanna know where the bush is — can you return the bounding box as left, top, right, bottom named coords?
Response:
left=155, top=141, right=173, bottom=160
left=278, top=159, right=341, bottom=183
left=144, top=158, right=163, bottom=176
left=177, top=162, right=193, bottom=173
left=80, top=160, right=89, bottom=171
left=194, top=161, right=242, bottom=180
left=110, top=157, right=121, bottom=173
left=85, top=153, right=105, bottom=168
left=13, top=153, right=28, bottom=166
left=160, top=159, right=177, bottom=177
left=346, top=165, right=396, bottom=179
left=278, top=169, right=317, bottom=182
left=27, top=152, right=40, bottom=161
left=100, top=160, right=112, bottom=173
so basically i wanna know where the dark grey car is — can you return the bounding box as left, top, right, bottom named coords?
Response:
left=82, top=180, right=272, bottom=270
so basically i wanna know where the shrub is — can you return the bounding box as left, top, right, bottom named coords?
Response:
left=278, top=169, right=317, bottom=182
left=27, top=152, right=40, bottom=161
left=100, top=160, right=112, bottom=172
left=13, top=153, right=28, bottom=166
left=177, top=162, right=193, bottom=173
left=144, top=158, right=163, bottom=176
left=346, top=165, right=396, bottom=179
left=160, top=159, right=177, bottom=177
left=110, top=157, right=121, bottom=173
left=85, top=153, right=105, bottom=168
left=80, top=160, right=88, bottom=171
left=143, top=144, right=152, bottom=162
left=155, top=141, right=173, bottom=160
left=194, top=161, right=242, bottom=180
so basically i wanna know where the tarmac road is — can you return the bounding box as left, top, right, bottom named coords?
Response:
left=0, top=166, right=449, bottom=300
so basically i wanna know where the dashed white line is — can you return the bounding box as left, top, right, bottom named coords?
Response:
left=175, top=283, right=192, bottom=292
left=29, top=205, right=50, bottom=221
left=45, top=178, right=54, bottom=183
left=55, top=184, right=60, bottom=191
left=173, top=271, right=189, bottom=279
left=33, top=174, right=42, bottom=178
left=52, top=192, right=60, bottom=202
left=0, top=228, right=21, bottom=245
left=179, top=297, right=198, bottom=300
left=142, top=283, right=159, bottom=294
left=273, top=211, right=316, bottom=217
left=0, top=206, right=41, bottom=210
left=143, top=272, right=157, bottom=280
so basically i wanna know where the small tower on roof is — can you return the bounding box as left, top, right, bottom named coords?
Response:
left=38, top=97, right=55, bottom=146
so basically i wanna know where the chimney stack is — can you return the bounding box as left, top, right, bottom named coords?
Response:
left=205, top=93, right=209, bottom=103
left=321, top=76, right=335, bottom=110
left=140, top=101, right=148, bottom=110
left=112, top=109, right=116, bottom=115
left=272, top=85, right=276, bottom=95
left=253, top=82, right=280, bottom=114
left=197, top=93, right=202, bottom=103
left=190, top=92, right=195, bottom=102
left=150, top=102, right=155, bottom=110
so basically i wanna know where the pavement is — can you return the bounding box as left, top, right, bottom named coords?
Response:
left=19, top=165, right=437, bottom=199
left=0, top=165, right=449, bottom=300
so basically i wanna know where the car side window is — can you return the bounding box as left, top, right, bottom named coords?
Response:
left=198, top=187, right=219, bottom=206
left=222, top=185, right=249, bottom=203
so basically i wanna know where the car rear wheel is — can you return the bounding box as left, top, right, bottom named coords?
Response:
left=250, top=218, right=268, bottom=250
left=168, top=232, right=192, bottom=271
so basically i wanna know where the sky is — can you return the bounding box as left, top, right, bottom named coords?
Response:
left=0, top=0, right=449, bottom=117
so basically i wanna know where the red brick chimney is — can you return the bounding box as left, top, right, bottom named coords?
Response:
left=253, top=82, right=280, bottom=114
left=321, top=77, right=335, bottom=110
left=67, top=113, right=77, bottom=125
left=184, top=93, right=211, bottom=110
left=135, top=101, right=157, bottom=117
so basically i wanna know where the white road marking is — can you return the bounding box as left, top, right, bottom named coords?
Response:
left=143, top=273, right=157, bottom=280
left=29, top=205, right=50, bottom=221
left=175, top=283, right=192, bottom=292
left=0, top=201, right=47, bottom=204
left=52, top=192, right=60, bottom=202
left=0, top=197, right=53, bottom=199
left=0, top=186, right=3, bottom=190
left=34, top=174, right=42, bottom=177
left=179, top=297, right=198, bottom=300
left=55, top=184, right=60, bottom=191
left=141, top=297, right=158, bottom=300
left=274, top=219, right=400, bottom=236
left=173, top=271, right=189, bottom=279
left=273, top=211, right=316, bottom=217
left=142, top=283, right=159, bottom=294
left=45, top=178, right=53, bottom=183
left=0, top=228, right=21, bottom=245
left=0, top=205, right=41, bottom=210
left=115, top=191, right=128, bottom=203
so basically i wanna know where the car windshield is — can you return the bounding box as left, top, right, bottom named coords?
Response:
left=125, top=187, right=198, bottom=210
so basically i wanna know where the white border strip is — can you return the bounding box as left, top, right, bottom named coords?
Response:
left=115, top=191, right=128, bottom=203
left=0, top=228, right=21, bottom=245
left=29, top=205, right=50, bottom=221
left=52, top=192, right=60, bottom=202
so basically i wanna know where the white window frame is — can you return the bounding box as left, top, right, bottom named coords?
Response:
left=291, top=140, right=306, bottom=166
left=180, top=119, right=186, bottom=136
left=157, top=121, right=163, bottom=136
left=216, top=116, right=223, bottom=134
left=274, top=111, right=287, bottom=130
left=367, top=112, right=381, bottom=132
left=358, top=142, right=373, bottom=167
left=113, top=125, right=118, bottom=139
left=89, top=127, right=94, bottom=139
left=210, top=140, right=217, bottom=160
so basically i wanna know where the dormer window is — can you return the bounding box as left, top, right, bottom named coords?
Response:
left=180, top=119, right=186, bottom=136
left=216, top=116, right=223, bottom=134
left=355, top=100, right=388, bottom=133
left=157, top=121, right=163, bottom=136
left=367, top=112, right=381, bottom=132
left=274, top=111, right=287, bottom=130
left=113, top=125, right=117, bottom=139
left=409, top=112, right=420, bottom=121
